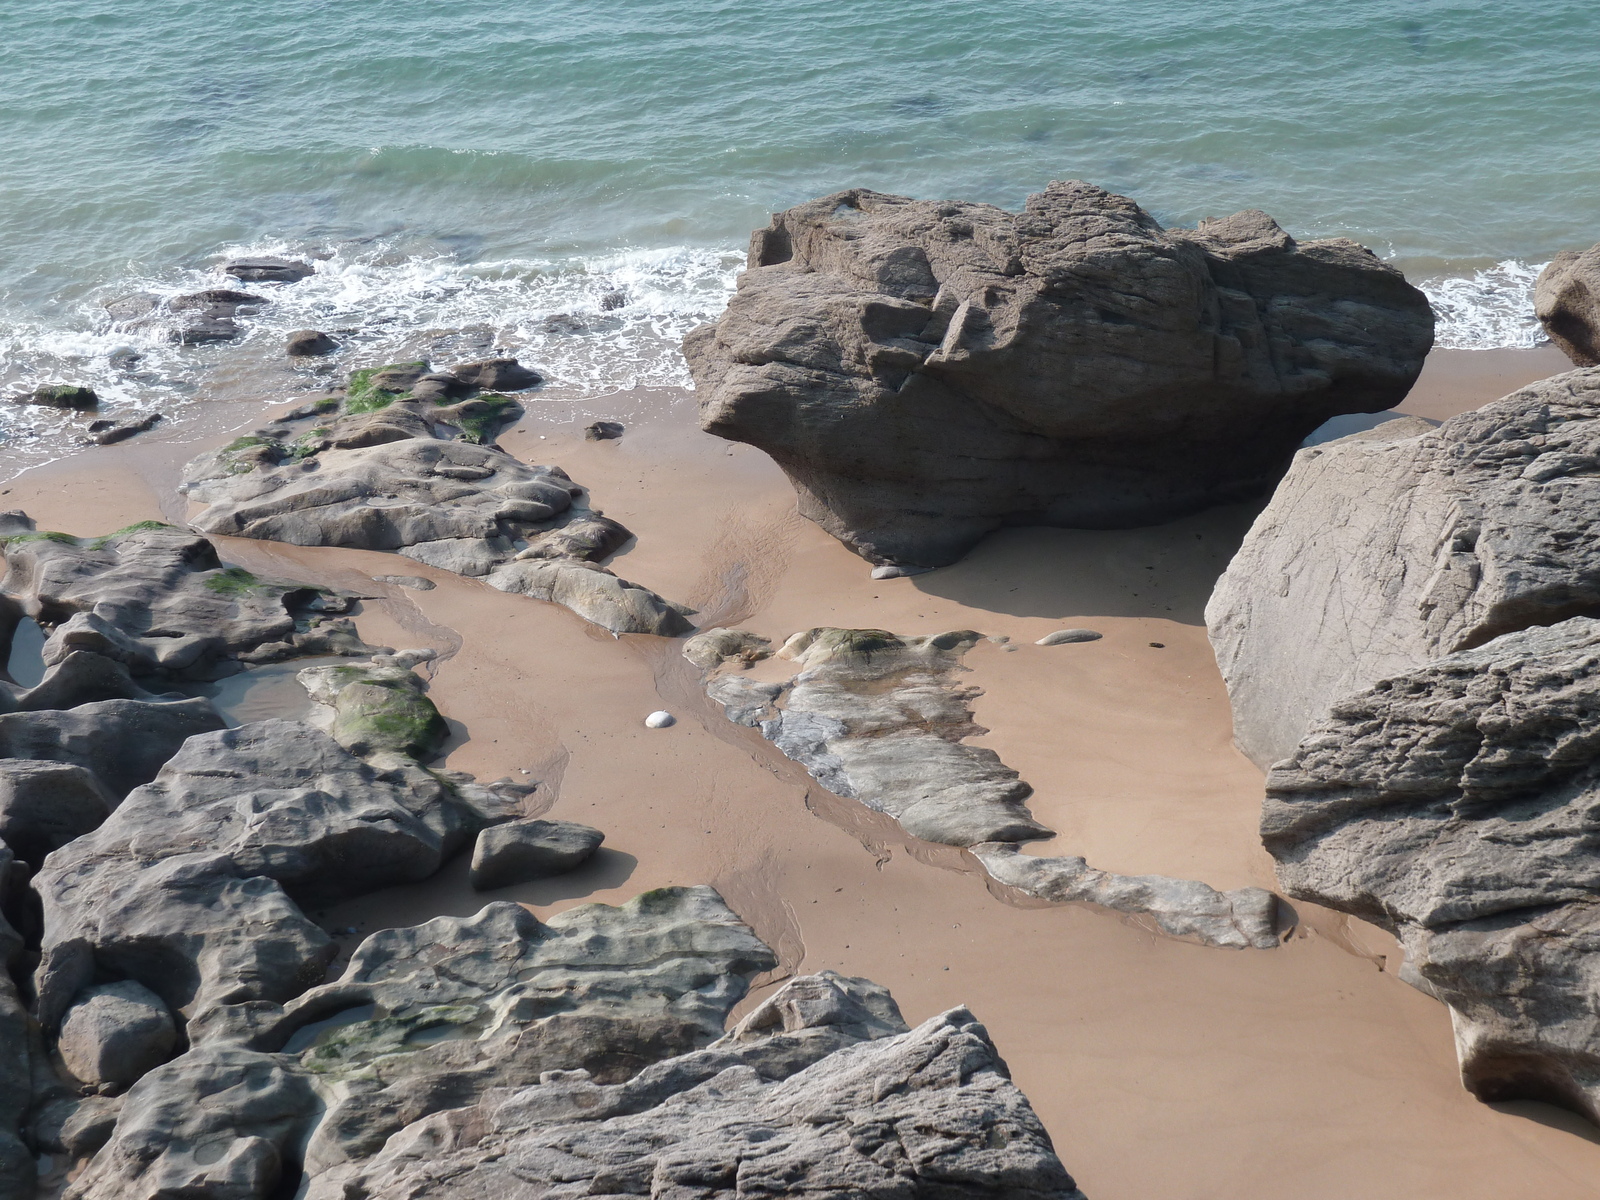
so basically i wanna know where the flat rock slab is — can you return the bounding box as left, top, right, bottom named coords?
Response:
left=1037, top=628, right=1102, bottom=646
left=1208, top=371, right=1600, bottom=767
left=470, top=817, right=604, bottom=889
left=685, top=181, right=1432, bottom=567
left=698, top=626, right=1280, bottom=948
left=1264, top=616, right=1600, bottom=1122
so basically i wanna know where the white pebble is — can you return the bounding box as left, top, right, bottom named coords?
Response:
left=645, top=710, right=676, bottom=729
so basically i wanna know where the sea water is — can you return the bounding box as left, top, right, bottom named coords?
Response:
left=2, top=0, right=1598, bottom=472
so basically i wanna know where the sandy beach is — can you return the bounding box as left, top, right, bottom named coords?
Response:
left=5, top=342, right=1598, bottom=1198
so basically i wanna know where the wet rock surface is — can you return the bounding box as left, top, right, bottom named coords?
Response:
left=685, top=181, right=1433, bottom=567
left=1208, top=371, right=1600, bottom=767
left=697, top=626, right=1280, bottom=948
left=1263, top=617, right=1600, bottom=1121
left=182, top=362, right=695, bottom=636
left=223, top=257, right=314, bottom=284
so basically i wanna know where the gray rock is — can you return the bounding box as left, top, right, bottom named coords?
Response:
left=700, top=626, right=1279, bottom=948
left=972, top=842, right=1279, bottom=949
left=297, top=651, right=449, bottom=764
left=1262, top=616, right=1600, bottom=1122
left=1036, top=628, right=1102, bottom=646
left=1536, top=246, right=1600, bottom=366
left=27, top=384, right=98, bottom=410
left=486, top=558, right=695, bottom=636
left=512, top=512, right=631, bottom=562
left=167, top=289, right=269, bottom=345
left=470, top=817, right=604, bottom=889
left=682, top=626, right=773, bottom=670
left=449, top=356, right=542, bottom=391
left=286, top=329, right=338, bottom=357
left=58, top=981, right=178, bottom=1090
left=0, top=512, right=378, bottom=681
left=1207, top=373, right=1600, bottom=767
left=68, top=1044, right=317, bottom=1200
left=685, top=182, right=1433, bottom=567
left=0, top=969, right=36, bottom=1199
left=398, top=534, right=508, bottom=577
left=370, top=574, right=434, bottom=591
left=0, top=757, right=115, bottom=864
left=0, top=697, right=225, bottom=799
left=32, top=715, right=522, bottom=1030
left=317, top=1001, right=1082, bottom=1200
left=224, top=257, right=314, bottom=283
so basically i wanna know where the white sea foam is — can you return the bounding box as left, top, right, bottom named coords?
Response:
left=0, top=240, right=744, bottom=475
left=1419, top=259, right=1549, bottom=351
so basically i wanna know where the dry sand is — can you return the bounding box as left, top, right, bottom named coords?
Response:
left=7, top=346, right=1600, bottom=1199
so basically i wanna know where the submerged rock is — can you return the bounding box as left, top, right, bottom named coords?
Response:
left=486, top=557, right=695, bottom=636
left=26, top=384, right=98, bottom=410
left=1263, top=617, right=1600, bottom=1122
left=696, top=625, right=1279, bottom=948
left=685, top=181, right=1433, bottom=567
left=287, top=329, right=338, bottom=357
left=1536, top=245, right=1600, bottom=366
left=1208, top=373, right=1600, bottom=767
left=223, top=257, right=315, bottom=283
left=88, top=411, right=162, bottom=445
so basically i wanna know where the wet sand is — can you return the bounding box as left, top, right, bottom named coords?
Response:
left=7, top=346, right=1600, bottom=1198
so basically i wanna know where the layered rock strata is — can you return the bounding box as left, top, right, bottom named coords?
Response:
left=182, top=362, right=693, bottom=636
left=1208, top=370, right=1600, bottom=767
left=690, top=626, right=1280, bottom=948
left=56, top=888, right=1081, bottom=1200
left=685, top=181, right=1433, bottom=567
left=1263, top=618, right=1600, bottom=1121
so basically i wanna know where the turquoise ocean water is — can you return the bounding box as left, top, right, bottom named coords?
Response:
left=3, top=0, right=1598, bottom=468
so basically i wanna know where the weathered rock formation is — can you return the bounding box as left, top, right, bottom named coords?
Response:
left=0, top=512, right=377, bottom=684
left=693, top=626, right=1280, bottom=948
left=182, top=363, right=694, bottom=636
left=469, top=816, right=605, bottom=889
left=1208, top=370, right=1600, bottom=767
left=1536, top=244, right=1600, bottom=366
left=1263, top=617, right=1600, bottom=1122
left=685, top=181, right=1433, bottom=567
left=62, top=888, right=1081, bottom=1200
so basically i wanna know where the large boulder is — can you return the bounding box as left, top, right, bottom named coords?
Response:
left=1263, top=617, right=1600, bottom=1123
left=697, top=626, right=1280, bottom=948
left=685, top=181, right=1433, bottom=567
left=1536, top=244, right=1600, bottom=366
left=57, top=981, right=178, bottom=1091
left=0, top=697, right=226, bottom=799
left=1208, top=369, right=1600, bottom=768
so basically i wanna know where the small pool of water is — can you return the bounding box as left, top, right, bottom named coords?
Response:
left=5, top=617, right=45, bottom=688
left=177, top=656, right=344, bottom=725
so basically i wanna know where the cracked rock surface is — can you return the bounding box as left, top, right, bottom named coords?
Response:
left=1263, top=617, right=1600, bottom=1121
left=685, top=181, right=1432, bottom=567
left=1536, top=243, right=1600, bottom=366
left=697, top=626, right=1280, bottom=948
left=63, top=887, right=1081, bottom=1200
left=1208, top=370, right=1600, bottom=767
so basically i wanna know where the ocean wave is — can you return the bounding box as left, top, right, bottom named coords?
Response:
left=1418, top=259, right=1549, bottom=351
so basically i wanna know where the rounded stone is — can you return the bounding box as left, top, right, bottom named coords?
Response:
left=645, top=710, right=676, bottom=728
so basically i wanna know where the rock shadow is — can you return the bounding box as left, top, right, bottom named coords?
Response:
left=909, top=499, right=1267, bottom=624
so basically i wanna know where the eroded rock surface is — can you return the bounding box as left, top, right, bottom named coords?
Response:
left=1263, top=617, right=1600, bottom=1121
left=469, top=817, right=604, bottom=889
left=66, top=888, right=1082, bottom=1200
left=697, top=626, right=1280, bottom=948
left=1208, top=372, right=1600, bottom=767
left=32, top=709, right=523, bottom=1032
left=181, top=364, right=693, bottom=636
left=685, top=181, right=1433, bottom=567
